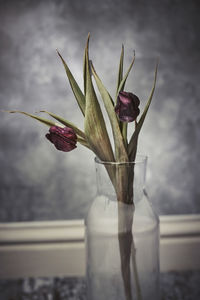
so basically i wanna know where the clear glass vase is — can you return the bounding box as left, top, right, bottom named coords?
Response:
left=85, top=155, right=160, bottom=300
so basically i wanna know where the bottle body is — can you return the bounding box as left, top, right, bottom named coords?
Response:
left=86, top=156, right=160, bottom=300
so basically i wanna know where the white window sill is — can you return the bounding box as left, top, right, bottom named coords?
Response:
left=0, top=214, right=200, bottom=279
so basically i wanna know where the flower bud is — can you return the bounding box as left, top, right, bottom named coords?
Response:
left=115, top=91, right=140, bottom=122
left=46, top=126, right=77, bottom=152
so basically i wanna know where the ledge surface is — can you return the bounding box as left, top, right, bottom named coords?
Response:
left=0, top=215, right=200, bottom=278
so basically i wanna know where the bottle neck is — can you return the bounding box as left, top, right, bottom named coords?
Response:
left=95, top=155, right=147, bottom=205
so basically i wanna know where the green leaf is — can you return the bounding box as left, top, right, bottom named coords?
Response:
left=84, top=34, right=115, bottom=162
left=116, top=50, right=135, bottom=99
left=4, top=110, right=58, bottom=127
left=40, top=110, right=86, bottom=138
left=116, top=45, right=124, bottom=99
left=4, top=110, right=91, bottom=151
left=91, top=62, right=129, bottom=162
left=128, top=60, right=159, bottom=160
left=57, top=50, right=85, bottom=115
left=122, top=123, right=128, bottom=148
left=83, top=40, right=87, bottom=96
left=77, top=136, right=91, bottom=150
left=116, top=50, right=135, bottom=148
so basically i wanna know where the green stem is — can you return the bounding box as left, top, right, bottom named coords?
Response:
left=118, top=203, right=134, bottom=300
left=122, top=123, right=128, bottom=148
left=132, top=240, right=143, bottom=300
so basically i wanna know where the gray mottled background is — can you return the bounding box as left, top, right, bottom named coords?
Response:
left=0, top=0, right=199, bottom=222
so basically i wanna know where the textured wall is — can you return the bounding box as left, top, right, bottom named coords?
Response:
left=0, top=0, right=199, bottom=221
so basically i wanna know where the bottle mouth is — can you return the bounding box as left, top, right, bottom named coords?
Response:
left=94, top=154, right=148, bottom=166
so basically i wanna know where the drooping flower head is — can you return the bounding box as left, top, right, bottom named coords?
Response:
left=46, top=126, right=77, bottom=152
left=115, top=91, right=140, bottom=122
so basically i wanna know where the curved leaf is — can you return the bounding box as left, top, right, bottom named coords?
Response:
left=83, top=41, right=87, bottom=96
left=116, top=50, right=135, bottom=147
left=128, top=60, right=158, bottom=160
left=116, top=45, right=124, bottom=99
left=84, top=34, right=115, bottom=162
left=4, top=110, right=57, bottom=127
left=116, top=50, right=135, bottom=99
left=57, top=50, right=85, bottom=115
left=40, top=110, right=85, bottom=138
left=3, top=110, right=91, bottom=151
left=91, top=62, right=129, bottom=162
left=77, top=136, right=91, bottom=150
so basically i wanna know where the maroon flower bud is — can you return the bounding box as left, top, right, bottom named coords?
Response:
left=46, top=126, right=77, bottom=152
left=115, top=91, right=140, bottom=122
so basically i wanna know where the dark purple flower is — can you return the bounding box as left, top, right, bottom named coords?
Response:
left=46, top=126, right=77, bottom=152
left=115, top=91, right=140, bottom=122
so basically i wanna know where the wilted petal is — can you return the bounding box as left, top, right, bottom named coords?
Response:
left=115, top=91, right=140, bottom=122
left=46, top=126, right=77, bottom=152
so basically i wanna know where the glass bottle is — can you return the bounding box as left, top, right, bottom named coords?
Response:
left=85, top=155, right=160, bottom=300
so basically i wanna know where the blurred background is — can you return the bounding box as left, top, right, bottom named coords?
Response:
left=0, top=0, right=199, bottom=222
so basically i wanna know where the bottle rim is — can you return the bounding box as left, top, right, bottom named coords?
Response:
left=94, top=153, right=148, bottom=165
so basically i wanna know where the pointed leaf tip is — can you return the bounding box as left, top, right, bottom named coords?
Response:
left=128, top=60, right=158, bottom=159
left=117, top=51, right=136, bottom=96
left=86, top=33, right=90, bottom=50
left=57, top=50, right=85, bottom=115
left=84, top=35, right=115, bottom=162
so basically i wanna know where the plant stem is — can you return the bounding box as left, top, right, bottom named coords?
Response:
left=104, top=160, right=143, bottom=300
left=118, top=203, right=134, bottom=300
left=132, top=239, right=143, bottom=300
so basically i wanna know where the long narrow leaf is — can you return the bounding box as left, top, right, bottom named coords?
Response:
left=91, top=63, right=129, bottom=162
left=116, top=45, right=124, bottom=99
left=57, top=51, right=85, bottom=115
left=116, top=50, right=135, bottom=147
left=40, top=110, right=86, bottom=138
left=4, top=110, right=91, bottom=151
left=122, top=124, right=128, bottom=148
left=83, top=42, right=87, bottom=95
left=84, top=34, right=115, bottom=162
left=116, top=50, right=135, bottom=99
left=4, top=110, right=58, bottom=127
left=77, top=136, right=91, bottom=150
left=128, top=61, right=158, bottom=160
